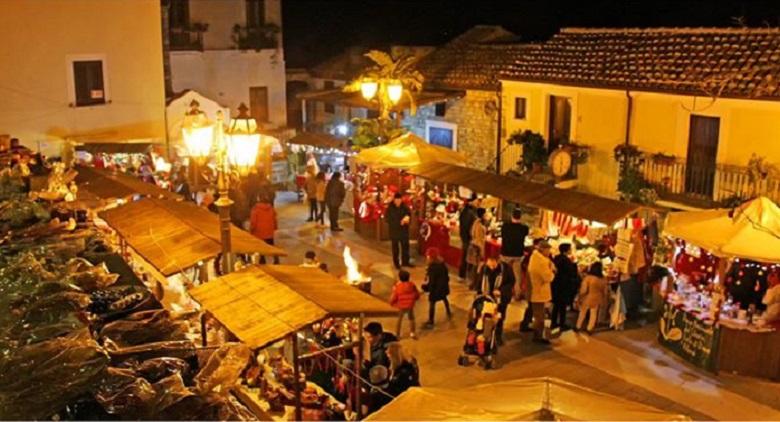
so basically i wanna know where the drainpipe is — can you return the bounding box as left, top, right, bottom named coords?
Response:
left=495, top=82, right=503, bottom=174
left=624, top=90, right=632, bottom=145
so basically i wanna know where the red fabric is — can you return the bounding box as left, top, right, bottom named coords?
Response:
left=390, top=281, right=419, bottom=310
left=250, top=203, right=277, bottom=239
left=485, top=239, right=501, bottom=259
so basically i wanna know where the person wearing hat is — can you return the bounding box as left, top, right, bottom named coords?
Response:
left=422, top=247, right=451, bottom=329
left=386, top=192, right=413, bottom=269
left=528, top=240, right=556, bottom=344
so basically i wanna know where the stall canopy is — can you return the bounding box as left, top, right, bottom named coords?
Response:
left=408, top=162, right=644, bottom=225
left=189, top=265, right=397, bottom=349
left=98, top=198, right=285, bottom=276
left=366, top=377, right=689, bottom=421
left=298, top=88, right=465, bottom=112
left=288, top=132, right=348, bottom=150
left=75, top=166, right=181, bottom=201
left=664, top=196, right=780, bottom=262
left=355, top=133, right=466, bottom=169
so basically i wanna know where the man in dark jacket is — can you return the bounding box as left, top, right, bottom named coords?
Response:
left=324, top=172, right=346, bottom=231
left=362, top=322, right=398, bottom=371
left=386, top=193, right=412, bottom=268
left=458, top=196, right=479, bottom=279
left=551, top=243, right=580, bottom=331
left=423, top=248, right=451, bottom=328
left=476, top=256, right=515, bottom=344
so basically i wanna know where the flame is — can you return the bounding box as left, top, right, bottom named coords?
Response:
left=343, top=246, right=370, bottom=284
left=153, top=155, right=172, bottom=173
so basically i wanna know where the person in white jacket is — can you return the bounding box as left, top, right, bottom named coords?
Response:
left=528, top=241, right=556, bottom=344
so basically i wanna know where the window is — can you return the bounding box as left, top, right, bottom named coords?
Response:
left=73, top=60, right=105, bottom=107
left=425, top=120, right=458, bottom=150
left=434, top=102, right=446, bottom=117
left=366, top=109, right=380, bottom=119
left=514, top=97, right=527, bottom=119
left=246, top=0, right=265, bottom=27
left=323, top=80, right=335, bottom=113
left=249, top=86, right=269, bottom=123
left=169, top=0, right=189, bottom=28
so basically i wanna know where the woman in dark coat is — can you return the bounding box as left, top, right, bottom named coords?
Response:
left=423, top=248, right=451, bottom=328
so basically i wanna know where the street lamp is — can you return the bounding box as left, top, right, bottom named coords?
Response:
left=181, top=102, right=261, bottom=275
left=359, top=77, right=404, bottom=119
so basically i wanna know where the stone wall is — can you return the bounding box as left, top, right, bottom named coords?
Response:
left=403, top=89, right=499, bottom=170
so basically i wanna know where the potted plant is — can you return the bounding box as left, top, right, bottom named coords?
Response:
left=507, top=130, right=548, bottom=174
left=190, top=22, right=209, bottom=32
left=651, top=152, right=677, bottom=166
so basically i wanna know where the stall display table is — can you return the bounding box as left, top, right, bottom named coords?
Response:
left=659, top=302, right=780, bottom=380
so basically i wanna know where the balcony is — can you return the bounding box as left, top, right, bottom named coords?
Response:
left=169, top=26, right=204, bottom=51
left=231, top=24, right=279, bottom=51
left=641, top=156, right=780, bottom=207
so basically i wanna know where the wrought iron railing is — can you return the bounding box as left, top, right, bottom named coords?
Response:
left=169, top=27, right=204, bottom=51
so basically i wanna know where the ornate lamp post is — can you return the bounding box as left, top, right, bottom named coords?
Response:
left=181, top=102, right=260, bottom=275
left=360, top=78, right=403, bottom=119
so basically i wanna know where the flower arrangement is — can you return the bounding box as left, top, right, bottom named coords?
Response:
left=507, top=130, right=548, bottom=173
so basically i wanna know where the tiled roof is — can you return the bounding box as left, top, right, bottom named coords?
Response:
left=499, top=27, right=780, bottom=100
left=417, top=25, right=522, bottom=91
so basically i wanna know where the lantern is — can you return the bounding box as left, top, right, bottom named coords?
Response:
left=386, top=80, right=403, bottom=104
left=360, top=78, right=378, bottom=100
left=225, top=103, right=261, bottom=175
left=181, top=100, right=214, bottom=160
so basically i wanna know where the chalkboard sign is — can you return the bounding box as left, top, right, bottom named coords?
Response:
left=658, top=302, right=721, bottom=372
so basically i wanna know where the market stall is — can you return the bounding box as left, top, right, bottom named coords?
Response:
left=75, top=165, right=181, bottom=204
left=189, top=265, right=398, bottom=420
left=658, top=196, right=780, bottom=380
left=365, top=377, right=689, bottom=421
left=352, top=133, right=466, bottom=241
left=287, top=131, right=351, bottom=200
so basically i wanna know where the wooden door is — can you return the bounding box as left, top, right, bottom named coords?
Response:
left=548, top=95, right=572, bottom=151
left=685, top=115, right=720, bottom=198
left=249, top=86, right=269, bottom=123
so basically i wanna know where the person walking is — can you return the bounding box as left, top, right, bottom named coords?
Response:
left=315, top=171, right=327, bottom=226
left=324, top=171, right=346, bottom=231
left=304, top=167, right=318, bottom=222
left=386, top=193, right=412, bottom=269
left=422, top=248, right=451, bottom=328
left=467, top=208, right=487, bottom=289
left=457, top=196, right=478, bottom=279
left=476, top=256, right=515, bottom=345
left=528, top=241, right=555, bottom=344
left=551, top=243, right=580, bottom=331
left=389, top=270, right=420, bottom=339
left=250, top=197, right=279, bottom=264
left=576, top=262, right=610, bottom=334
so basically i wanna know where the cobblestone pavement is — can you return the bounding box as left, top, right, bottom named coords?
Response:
left=272, top=192, right=780, bottom=421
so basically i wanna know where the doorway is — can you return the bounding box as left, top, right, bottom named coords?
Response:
left=249, top=86, right=269, bottom=124
left=685, top=115, right=720, bottom=198
left=548, top=95, right=572, bottom=151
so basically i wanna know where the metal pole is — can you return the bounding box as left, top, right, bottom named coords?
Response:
left=215, top=112, right=233, bottom=274
left=291, top=332, right=303, bottom=421
left=200, top=313, right=208, bottom=347
left=355, top=313, right=365, bottom=419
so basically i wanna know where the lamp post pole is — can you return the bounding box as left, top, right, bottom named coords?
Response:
left=215, top=111, right=234, bottom=274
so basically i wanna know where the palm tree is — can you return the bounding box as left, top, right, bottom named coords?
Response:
left=345, top=50, right=425, bottom=116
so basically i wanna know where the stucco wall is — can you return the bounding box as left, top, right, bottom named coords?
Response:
left=0, top=0, right=166, bottom=156
left=189, top=0, right=282, bottom=51
left=170, top=49, right=287, bottom=128
left=404, top=90, right=499, bottom=170
left=501, top=80, right=780, bottom=198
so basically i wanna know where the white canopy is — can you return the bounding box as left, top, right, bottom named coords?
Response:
left=355, top=132, right=466, bottom=169
left=366, top=377, right=689, bottom=421
left=663, top=196, right=780, bottom=263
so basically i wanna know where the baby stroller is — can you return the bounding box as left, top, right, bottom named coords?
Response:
left=457, top=294, right=501, bottom=369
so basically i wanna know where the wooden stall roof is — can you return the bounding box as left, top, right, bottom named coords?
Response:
left=408, top=162, right=644, bottom=225
left=98, top=199, right=285, bottom=276
left=189, top=265, right=398, bottom=349
left=76, top=166, right=181, bottom=201
left=288, top=132, right=348, bottom=149
left=298, top=88, right=465, bottom=112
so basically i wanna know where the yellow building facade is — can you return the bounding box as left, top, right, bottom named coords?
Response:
left=0, top=0, right=166, bottom=156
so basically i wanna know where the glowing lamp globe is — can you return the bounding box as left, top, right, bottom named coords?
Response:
left=226, top=103, right=261, bottom=175
left=181, top=100, right=214, bottom=160
left=360, top=79, right=378, bottom=100
left=386, top=80, right=403, bottom=104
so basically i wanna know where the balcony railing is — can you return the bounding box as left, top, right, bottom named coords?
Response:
left=232, top=24, right=279, bottom=50
left=169, top=27, right=204, bottom=51
left=641, top=157, right=780, bottom=206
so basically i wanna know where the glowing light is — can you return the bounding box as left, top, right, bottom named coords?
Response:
left=386, top=80, right=403, bottom=103
left=226, top=103, right=261, bottom=175
left=336, top=123, right=348, bottom=136
left=360, top=79, right=378, bottom=100
left=182, top=100, right=215, bottom=159
left=153, top=155, right=172, bottom=173
left=343, top=246, right=370, bottom=285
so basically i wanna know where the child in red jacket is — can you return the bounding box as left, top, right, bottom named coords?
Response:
left=390, top=270, right=420, bottom=339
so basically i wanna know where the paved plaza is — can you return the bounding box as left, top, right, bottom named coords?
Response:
left=272, top=192, right=780, bottom=421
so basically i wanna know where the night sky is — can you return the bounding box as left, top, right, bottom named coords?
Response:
left=282, top=0, right=780, bottom=68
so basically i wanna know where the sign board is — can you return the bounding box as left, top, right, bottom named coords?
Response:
left=613, top=228, right=633, bottom=274
left=658, top=302, right=721, bottom=372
